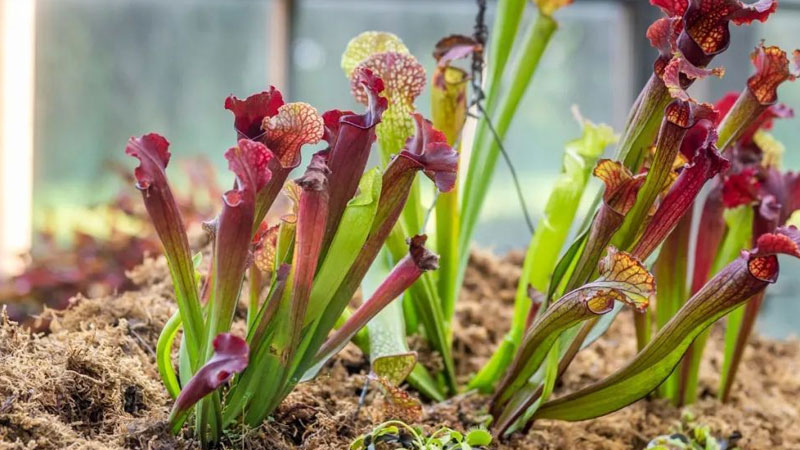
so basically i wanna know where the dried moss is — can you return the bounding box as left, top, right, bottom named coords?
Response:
left=1, top=251, right=798, bottom=449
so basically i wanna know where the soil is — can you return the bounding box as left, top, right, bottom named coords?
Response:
left=1, top=250, right=799, bottom=449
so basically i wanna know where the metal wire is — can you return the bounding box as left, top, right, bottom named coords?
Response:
left=421, top=191, right=440, bottom=234
left=469, top=0, right=535, bottom=235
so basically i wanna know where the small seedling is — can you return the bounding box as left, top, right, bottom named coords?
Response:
left=351, top=421, right=492, bottom=450
left=647, top=412, right=741, bottom=450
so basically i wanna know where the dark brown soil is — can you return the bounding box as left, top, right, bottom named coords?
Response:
left=1, top=250, right=798, bottom=449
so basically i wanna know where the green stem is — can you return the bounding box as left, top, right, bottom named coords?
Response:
left=633, top=309, right=651, bottom=353
left=436, top=177, right=460, bottom=322
left=716, top=89, right=766, bottom=152
left=617, top=75, right=671, bottom=169
left=654, top=212, right=691, bottom=400
left=457, top=11, right=558, bottom=311
left=247, top=268, right=263, bottom=330
left=719, top=290, right=764, bottom=402
left=156, top=310, right=183, bottom=399
left=678, top=206, right=753, bottom=405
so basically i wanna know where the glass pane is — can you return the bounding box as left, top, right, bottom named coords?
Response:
left=34, top=0, right=273, bottom=220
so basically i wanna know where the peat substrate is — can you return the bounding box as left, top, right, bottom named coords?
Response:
left=1, top=250, right=799, bottom=449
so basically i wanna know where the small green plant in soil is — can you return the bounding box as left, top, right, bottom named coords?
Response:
left=351, top=421, right=492, bottom=450
left=647, top=411, right=741, bottom=450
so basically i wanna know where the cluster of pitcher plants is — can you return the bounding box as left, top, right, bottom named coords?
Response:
left=125, top=0, right=800, bottom=446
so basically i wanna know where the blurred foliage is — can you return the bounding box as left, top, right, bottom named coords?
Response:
left=1, top=158, right=221, bottom=330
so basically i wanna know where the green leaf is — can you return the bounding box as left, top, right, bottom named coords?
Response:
left=385, top=227, right=457, bottom=394
left=305, top=169, right=382, bottom=326
left=349, top=436, right=365, bottom=450
left=653, top=213, right=692, bottom=399
left=465, top=429, right=492, bottom=446
left=533, top=227, right=800, bottom=422
left=407, top=363, right=446, bottom=402
left=276, top=213, right=297, bottom=267
left=470, top=116, right=615, bottom=392
left=434, top=185, right=460, bottom=322
left=192, top=252, right=203, bottom=270
left=364, top=251, right=418, bottom=386
left=507, top=343, right=561, bottom=434
left=547, top=227, right=589, bottom=302
left=156, top=310, right=182, bottom=399
left=457, top=11, right=558, bottom=299
left=679, top=205, right=753, bottom=405
left=492, top=248, right=654, bottom=433
left=721, top=304, right=745, bottom=385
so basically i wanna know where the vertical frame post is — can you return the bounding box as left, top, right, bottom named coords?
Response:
left=0, top=0, right=36, bottom=275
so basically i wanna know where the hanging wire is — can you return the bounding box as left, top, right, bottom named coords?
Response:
left=354, top=375, right=370, bottom=419
left=421, top=191, right=441, bottom=234
left=469, top=0, right=535, bottom=235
